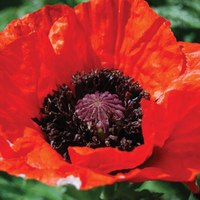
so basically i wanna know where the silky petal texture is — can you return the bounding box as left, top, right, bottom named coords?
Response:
left=75, top=0, right=184, bottom=100
left=137, top=72, right=200, bottom=186
left=48, top=11, right=102, bottom=86
left=0, top=0, right=200, bottom=192
left=0, top=130, right=147, bottom=190
left=0, top=5, right=73, bottom=50
left=0, top=30, right=57, bottom=143
left=115, top=78, right=200, bottom=192
left=69, top=139, right=153, bottom=173
left=157, top=76, right=200, bottom=173
left=179, top=42, right=200, bottom=71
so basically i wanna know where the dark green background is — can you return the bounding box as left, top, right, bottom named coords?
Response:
left=0, top=0, right=200, bottom=43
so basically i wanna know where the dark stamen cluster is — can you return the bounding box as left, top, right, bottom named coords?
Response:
left=32, top=68, right=150, bottom=162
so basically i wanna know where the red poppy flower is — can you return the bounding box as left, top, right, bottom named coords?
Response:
left=0, top=0, right=200, bottom=192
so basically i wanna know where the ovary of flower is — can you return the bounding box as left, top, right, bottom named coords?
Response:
left=75, top=91, right=125, bottom=133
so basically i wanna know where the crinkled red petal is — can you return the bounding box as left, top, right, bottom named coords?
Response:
left=179, top=41, right=200, bottom=71
left=0, top=30, right=57, bottom=142
left=48, top=13, right=102, bottom=86
left=0, top=132, right=128, bottom=189
left=0, top=0, right=200, bottom=191
left=134, top=72, right=200, bottom=191
left=75, top=0, right=184, bottom=100
left=0, top=5, right=73, bottom=50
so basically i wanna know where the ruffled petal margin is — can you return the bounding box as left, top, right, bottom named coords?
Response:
left=75, top=0, right=185, bottom=100
left=0, top=0, right=200, bottom=192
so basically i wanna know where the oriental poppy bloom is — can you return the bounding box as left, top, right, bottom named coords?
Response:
left=0, top=0, right=200, bottom=192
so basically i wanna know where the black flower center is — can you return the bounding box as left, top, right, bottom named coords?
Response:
left=32, top=68, right=150, bottom=162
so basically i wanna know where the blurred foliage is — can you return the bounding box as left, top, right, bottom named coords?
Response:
left=146, top=0, right=200, bottom=43
left=0, top=171, right=193, bottom=200
left=0, top=0, right=200, bottom=43
left=0, top=0, right=89, bottom=32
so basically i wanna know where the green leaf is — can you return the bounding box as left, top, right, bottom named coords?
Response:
left=64, top=185, right=103, bottom=200
left=0, top=171, right=72, bottom=200
left=64, top=0, right=89, bottom=8
left=152, top=5, right=200, bottom=29
left=0, top=171, right=195, bottom=200
left=182, top=0, right=200, bottom=13
left=196, top=173, right=200, bottom=190
left=188, top=194, right=199, bottom=200
left=0, top=7, right=18, bottom=32
left=0, top=171, right=164, bottom=200
left=138, top=180, right=191, bottom=200
left=145, top=0, right=200, bottom=43
left=0, top=171, right=104, bottom=200
left=99, top=182, right=163, bottom=200
left=0, top=171, right=162, bottom=200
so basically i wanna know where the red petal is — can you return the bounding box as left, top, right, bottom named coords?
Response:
left=141, top=99, right=170, bottom=148
left=184, top=181, right=199, bottom=194
left=49, top=12, right=102, bottom=86
left=75, top=0, right=120, bottom=68
left=0, top=5, right=71, bottom=50
left=0, top=0, right=199, bottom=191
left=0, top=30, right=56, bottom=110
left=139, top=73, right=200, bottom=183
left=69, top=142, right=153, bottom=173
left=0, top=30, right=57, bottom=141
left=0, top=136, right=15, bottom=158
left=179, top=41, right=200, bottom=70
left=75, top=0, right=184, bottom=100
left=0, top=133, right=122, bottom=189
